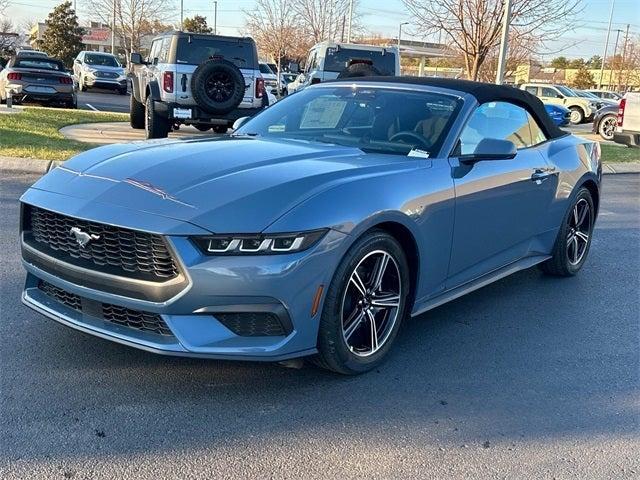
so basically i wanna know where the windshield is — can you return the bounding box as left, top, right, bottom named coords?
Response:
left=235, top=85, right=461, bottom=156
left=14, top=58, right=63, bottom=71
left=85, top=54, right=120, bottom=67
left=324, top=47, right=396, bottom=75
left=557, top=85, right=577, bottom=96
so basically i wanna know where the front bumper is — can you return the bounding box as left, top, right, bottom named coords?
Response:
left=85, top=76, right=127, bottom=90
left=20, top=198, right=348, bottom=361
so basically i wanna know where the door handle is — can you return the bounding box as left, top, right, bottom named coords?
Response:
left=531, top=168, right=557, bottom=182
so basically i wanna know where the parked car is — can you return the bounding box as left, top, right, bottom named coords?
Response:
left=20, top=77, right=601, bottom=374
left=574, top=89, right=617, bottom=109
left=587, top=89, right=623, bottom=102
left=128, top=31, right=268, bottom=139
left=592, top=104, right=618, bottom=141
left=259, top=62, right=286, bottom=96
left=544, top=103, right=571, bottom=127
left=520, top=83, right=598, bottom=124
left=613, top=92, right=640, bottom=147
left=73, top=51, right=127, bottom=94
left=15, top=49, right=48, bottom=58
left=287, top=41, right=400, bottom=94
left=0, top=55, right=76, bottom=108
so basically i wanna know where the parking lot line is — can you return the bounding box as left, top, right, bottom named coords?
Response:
left=85, top=103, right=99, bottom=112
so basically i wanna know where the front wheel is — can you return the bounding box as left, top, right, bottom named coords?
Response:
left=598, top=114, right=616, bottom=141
left=569, top=107, right=584, bottom=125
left=313, top=230, right=410, bottom=374
left=540, top=187, right=595, bottom=276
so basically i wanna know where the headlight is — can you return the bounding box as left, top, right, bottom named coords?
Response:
left=86, top=68, right=97, bottom=75
left=589, top=102, right=599, bottom=110
left=192, top=229, right=328, bottom=255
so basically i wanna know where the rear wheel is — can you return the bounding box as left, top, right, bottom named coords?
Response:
left=540, top=187, right=595, bottom=276
left=569, top=107, right=584, bottom=125
left=145, top=96, right=169, bottom=139
left=130, top=94, right=145, bottom=129
left=313, top=230, right=410, bottom=374
left=194, top=124, right=211, bottom=132
left=213, top=125, right=228, bottom=134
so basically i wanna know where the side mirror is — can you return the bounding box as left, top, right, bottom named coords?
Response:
left=74, top=59, right=81, bottom=64
left=459, top=138, right=517, bottom=163
left=556, top=94, right=564, bottom=99
left=130, top=52, right=143, bottom=65
left=232, top=116, right=251, bottom=131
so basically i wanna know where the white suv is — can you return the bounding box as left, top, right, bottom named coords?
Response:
left=614, top=92, right=640, bottom=148
left=287, top=42, right=400, bottom=94
left=128, top=32, right=267, bottom=139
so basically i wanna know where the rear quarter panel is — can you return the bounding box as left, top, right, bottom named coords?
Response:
left=621, top=92, right=640, bottom=133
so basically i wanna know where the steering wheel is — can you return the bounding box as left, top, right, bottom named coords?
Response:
left=388, top=131, right=431, bottom=150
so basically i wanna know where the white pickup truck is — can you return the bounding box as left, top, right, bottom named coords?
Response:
left=614, top=92, right=640, bottom=148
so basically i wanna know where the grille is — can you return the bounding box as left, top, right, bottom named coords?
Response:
left=26, top=206, right=179, bottom=282
left=38, top=281, right=173, bottom=337
left=216, top=312, right=287, bottom=337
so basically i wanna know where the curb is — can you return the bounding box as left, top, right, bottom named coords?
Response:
left=0, top=156, right=53, bottom=175
left=602, top=162, right=640, bottom=174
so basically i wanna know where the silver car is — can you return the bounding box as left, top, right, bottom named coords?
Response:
left=0, top=55, right=76, bottom=108
left=73, top=51, right=127, bottom=95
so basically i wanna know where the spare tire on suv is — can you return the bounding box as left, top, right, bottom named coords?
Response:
left=337, top=63, right=382, bottom=79
left=191, top=58, right=246, bottom=115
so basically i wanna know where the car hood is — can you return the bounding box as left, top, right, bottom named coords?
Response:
left=30, top=136, right=416, bottom=233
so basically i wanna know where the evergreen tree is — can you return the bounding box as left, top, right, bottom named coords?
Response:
left=571, top=66, right=595, bottom=89
left=550, top=56, right=570, bottom=69
left=40, top=1, right=84, bottom=67
left=182, top=15, right=212, bottom=34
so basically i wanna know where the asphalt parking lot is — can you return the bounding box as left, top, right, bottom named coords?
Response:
left=0, top=172, right=638, bottom=479
left=77, top=89, right=129, bottom=113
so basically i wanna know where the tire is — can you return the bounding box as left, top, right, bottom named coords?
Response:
left=540, top=187, right=595, bottom=277
left=569, top=106, right=584, bottom=125
left=190, top=59, right=245, bottom=115
left=145, top=95, right=169, bottom=139
left=598, top=114, right=616, bottom=141
left=213, top=125, right=228, bottom=134
left=337, top=63, right=382, bottom=79
left=130, top=94, right=145, bottom=129
left=313, top=230, right=410, bottom=375
left=118, top=87, right=128, bottom=95
left=65, top=97, right=77, bottom=109
left=194, top=124, right=211, bottom=132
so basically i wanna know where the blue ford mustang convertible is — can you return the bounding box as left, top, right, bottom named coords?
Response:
left=20, top=77, right=601, bottom=374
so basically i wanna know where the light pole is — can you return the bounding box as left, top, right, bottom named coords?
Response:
left=180, top=0, right=183, bottom=30
left=398, top=21, right=409, bottom=68
left=598, top=0, right=616, bottom=89
left=346, top=0, right=354, bottom=43
left=111, top=0, right=116, bottom=54
left=213, top=1, right=218, bottom=35
left=495, top=0, right=512, bottom=84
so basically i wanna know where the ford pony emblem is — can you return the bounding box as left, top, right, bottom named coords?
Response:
left=69, top=227, right=100, bottom=248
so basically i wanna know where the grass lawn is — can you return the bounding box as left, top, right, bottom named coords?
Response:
left=0, top=107, right=127, bottom=161
left=600, top=144, right=640, bottom=163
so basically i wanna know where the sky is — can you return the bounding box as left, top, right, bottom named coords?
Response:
left=3, top=0, right=640, bottom=61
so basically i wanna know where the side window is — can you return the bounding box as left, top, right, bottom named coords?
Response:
left=147, top=40, right=160, bottom=64
left=157, top=38, right=170, bottom=64
left=459, top=101, right=531, bottom=155
left=305, top=51, right=317, bottom=73
left=541, top=87, right=557, bottom=98
left=524, top=86, right=538, bottom=96
left=527, top=113, right=547, bottom=145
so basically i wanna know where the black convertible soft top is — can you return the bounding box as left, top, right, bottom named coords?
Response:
left=330, top=76, right=566, bottom=140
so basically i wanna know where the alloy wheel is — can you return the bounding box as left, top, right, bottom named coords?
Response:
left=204, top=72, right=234, bottom=102
left=566, top=198, right=591, bottom=265
left=341, top=250, right=401, bottom=357
left=569, top=109, right=582, bottom=124
left=600, top=116, right=616, bottom=140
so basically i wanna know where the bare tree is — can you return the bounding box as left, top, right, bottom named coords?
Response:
left=87, top=0, right=175, bottom=55
left=1, top=1, right=19, bottom=57
left=293, top=0, right=357, bottom=44
left=245, top=0, right=307, bottom=65
left=403, top=0, right=581, bottom=81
